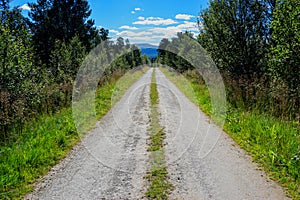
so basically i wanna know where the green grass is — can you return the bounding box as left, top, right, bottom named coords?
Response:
left=0, top=67, right=148, bottom=199
left=145, top=68, right=173, bottom=200
left=160, top=67, right=300, bottom=200
left=0, top=108, right=79, bottom=199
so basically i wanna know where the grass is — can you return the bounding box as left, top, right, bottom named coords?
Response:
left=145, top=68, right=173, bottom=200
left=0, top=67, right=148, bottom=199
left=160, top=66, right=300, bottom=200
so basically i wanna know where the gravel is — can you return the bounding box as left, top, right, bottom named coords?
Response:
left=25, top=68, right=289, bottom=200
left=155, top=68, right=289, bottom=200
left=25, top=69, right=153, bottom=200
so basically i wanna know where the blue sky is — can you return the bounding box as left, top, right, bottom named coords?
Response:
left=11, top=0, right=209, bottom=45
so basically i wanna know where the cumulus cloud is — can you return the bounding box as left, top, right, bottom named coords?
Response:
left=131, top=11, right=135, bottom=14
left=18, top=4, right=31, bottom=11
left=175, top=14, right=195, bottom=20
left=149, top=21, right=198, bottom=38
left=109, top=16, right=199, bottom=45
left=138, top=16, right=145, bottom=21
left=134, top=8, right=141, bottom=11
left=109, top=29, right=119, bottom=34
left=116, top=31, right=153, bottom=37
left=133, top=17, right=178, bottom=26
left=119, top=25, right=139, bottom=30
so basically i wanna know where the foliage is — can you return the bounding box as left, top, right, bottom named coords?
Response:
left=268, top=0, right=300, bottom=115
left=190, top=0, right=298, bottom=120
left=49, top=35, right=86, bottom=83
left=198, top=0, right=271, bottom=78
left=156, top=32, right=195, bottom=73
left=0, top=6, right=39, bottom=141
left=29, top=0, right=107, bottom=64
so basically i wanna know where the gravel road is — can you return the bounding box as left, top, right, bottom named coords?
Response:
left=155, top=68, right=289, bottom=200
left=26, top=69, right=153, bottom=199
left=26, top=68, right=289, bottom=200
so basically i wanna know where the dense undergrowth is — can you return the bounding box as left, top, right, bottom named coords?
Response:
left=0, top=67, right=147, bottom=199
left=160, top=67, right=300, bottom=199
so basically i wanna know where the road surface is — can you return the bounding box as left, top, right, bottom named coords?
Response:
left=26, top=68, right=289, bottom=200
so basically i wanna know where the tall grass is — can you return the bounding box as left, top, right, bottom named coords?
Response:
left=0, top=67, right=147, bottom=199
left=160, top=67, right=300, bottom=199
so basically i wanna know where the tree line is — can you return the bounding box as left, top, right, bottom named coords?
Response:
left=0, top=0, right=148, bottom=143
left=156, top=0, right=299, bottom=120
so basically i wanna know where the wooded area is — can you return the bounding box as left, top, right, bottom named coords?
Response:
left=0, top=0, right=149, bottom=144
left=157, top=0, right=299, bottom=121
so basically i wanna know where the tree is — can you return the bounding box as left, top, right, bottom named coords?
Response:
left=156, top=33, right=195, bottom=72
left=268, top=0, right=300, bottom=109
left=29, top=0, right=102, bottom=64
left=49, top=35, right=86, bottom=83
left=0, top=3, right=37, bottom=139
left=198, top=0, right=271, bottom=78
left=90, top=28, right=109, bottom=48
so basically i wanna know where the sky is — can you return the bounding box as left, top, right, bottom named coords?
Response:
left=10, top=0, right=209, bottom=46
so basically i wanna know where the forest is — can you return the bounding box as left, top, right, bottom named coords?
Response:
left=157, top=0, right=299, bottom=120
left=0, top=0, right=149, bottom=142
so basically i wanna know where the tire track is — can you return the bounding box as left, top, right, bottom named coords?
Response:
left=25, top=69, right=153, bottom=200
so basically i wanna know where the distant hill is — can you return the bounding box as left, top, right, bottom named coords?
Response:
left=136, top=43, right=158, bottom=59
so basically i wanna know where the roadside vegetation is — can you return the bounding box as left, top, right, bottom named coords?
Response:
left=145, top=69, right=173, bottom=199
left=160, top=67, right=299, bottom=199
left=0, top=68, right=148, bottom=199
left=156, top=0, right=299, bottom=198
left=0, top=0, right=150, bottom=198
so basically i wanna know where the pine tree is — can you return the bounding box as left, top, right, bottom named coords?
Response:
left=29, top=0, right=100, bottom=64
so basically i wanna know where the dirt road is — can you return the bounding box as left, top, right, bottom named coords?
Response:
left=26, top=69, right=153, bottom=199
left=155, top=68, right=289, bottom=200
left=26, top=68, right=288, bottom=199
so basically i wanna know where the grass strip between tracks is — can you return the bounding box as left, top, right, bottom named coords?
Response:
left=145, top=68, right=173, bottom=199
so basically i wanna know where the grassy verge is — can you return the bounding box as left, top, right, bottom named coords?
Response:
left=160, top=67, right=300, bottom=199
left=0, top=67, right=148, bottom=199
left=145, top=68, right=173, bottom=199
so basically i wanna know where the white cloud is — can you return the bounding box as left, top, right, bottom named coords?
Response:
left=131, top=11, right=135, bottom=14
left=109, top=17, right=199, bottom=46
left=149, top=21, right=198, bottom=38
left=18, top=4, right=31, bottom=11
left=133, top=17, right=178, bottom=26
left=119, top=25, right=138, bottom=30
left=177, top=21, right=198, bottom=31
left=116, top=31, right=153, bottom=37
left=134, top=8, right=141, bottom=11
left=175, top=14, right=195, bottom=20
left=109, top=29, right=119, bottom=34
